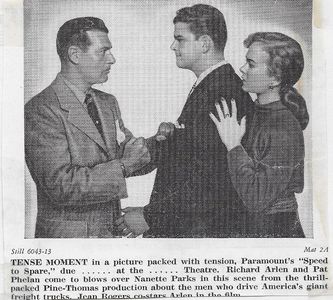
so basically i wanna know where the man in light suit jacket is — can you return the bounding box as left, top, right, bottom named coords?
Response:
left=118, top=4, right=254, bottom=237
left=25, top=17, right=171, bottom=238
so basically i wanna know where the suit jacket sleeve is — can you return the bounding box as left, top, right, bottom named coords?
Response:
left=25, top=98, right=129, bottom=207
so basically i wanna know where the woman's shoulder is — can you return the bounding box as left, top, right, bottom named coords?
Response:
left=255, top=108, right=304, bottom=165
left=267, top=108, right=304, bottom=154
left=256, top=105, right=304, bottom=154
left=266, top=105, right=303, bottom=136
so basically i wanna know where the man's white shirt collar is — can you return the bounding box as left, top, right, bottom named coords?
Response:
left=193, top=60, right=228, bottom=91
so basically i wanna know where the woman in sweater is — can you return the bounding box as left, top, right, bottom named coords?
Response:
left=210, top=32, right=309, bottom=237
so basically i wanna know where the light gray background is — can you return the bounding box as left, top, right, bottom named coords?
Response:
left=24, top=0, right=313, bottom=238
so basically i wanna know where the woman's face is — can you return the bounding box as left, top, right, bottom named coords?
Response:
left=240, top=42, right=277, bottom=94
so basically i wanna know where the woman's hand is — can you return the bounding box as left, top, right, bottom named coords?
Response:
left=209, top=98, right=246, bottom=151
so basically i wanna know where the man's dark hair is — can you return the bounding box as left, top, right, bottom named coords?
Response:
left=56, top=17, right=109, bottom=62
left=173, top=4, right=227, bottom=52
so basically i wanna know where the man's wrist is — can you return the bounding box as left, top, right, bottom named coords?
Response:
left=120, top=160, right=128, bottom=177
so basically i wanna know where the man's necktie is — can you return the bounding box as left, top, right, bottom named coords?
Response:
left=84, top=93, right=104, bottom=139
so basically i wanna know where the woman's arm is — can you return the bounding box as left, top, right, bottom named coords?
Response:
left=210, top=100, right=304, bottom=213
left=227, top=136, right=303, bottom=213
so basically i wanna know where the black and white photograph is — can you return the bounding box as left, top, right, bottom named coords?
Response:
left=24, top=0, right=313, bottom=239
left=1, top=0, right=332, bottom=299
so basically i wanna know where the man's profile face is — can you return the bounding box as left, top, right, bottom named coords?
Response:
left=170, top=22, right=202, bottom=71
left=78, top=30, right=115, bottom=86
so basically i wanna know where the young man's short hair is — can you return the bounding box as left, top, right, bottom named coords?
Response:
left=173, top=4, right=227, bottom=52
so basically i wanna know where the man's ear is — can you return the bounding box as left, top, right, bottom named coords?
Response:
left=199, top=35, right=213, bottom=53
left=68, top=46, right=81, bottom=64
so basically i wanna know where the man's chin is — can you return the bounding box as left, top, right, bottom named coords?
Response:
left=175, top=61, right=187, bottom=69
left=97, top=76, right=109, bottom=84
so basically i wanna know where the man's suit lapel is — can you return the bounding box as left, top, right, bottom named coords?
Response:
left=51, top=75, right=107, bottom=152
left=93, top=91, right=118, bottom=158
left=178, top=87, right=208, bottom=125
left=178, top=64, right=231, bottom=125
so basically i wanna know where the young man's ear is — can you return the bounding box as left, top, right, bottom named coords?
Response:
left=67, top=46, right=81, bottom=64
left=199, top=35, right=213, bottom=53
